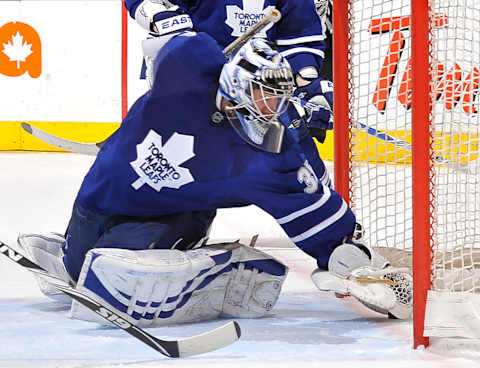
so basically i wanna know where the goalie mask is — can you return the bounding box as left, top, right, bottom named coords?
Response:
left=219, top=39, right=295, bottom=153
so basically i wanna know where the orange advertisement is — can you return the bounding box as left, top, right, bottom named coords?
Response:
left=0, top=21, right=41, bottom=78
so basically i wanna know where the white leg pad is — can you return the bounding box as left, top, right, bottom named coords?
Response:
left=17, top=233, right=71, bottom=302
left=70, top=242, right=288, bottom=327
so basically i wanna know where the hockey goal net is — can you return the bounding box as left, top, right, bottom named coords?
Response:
left=333, top=0, right=480, bottom=348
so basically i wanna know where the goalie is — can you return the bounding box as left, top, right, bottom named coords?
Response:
left=18, top=24, right=412, bottom=328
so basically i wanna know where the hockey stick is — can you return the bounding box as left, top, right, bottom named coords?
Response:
left=292, top=98, right=477, bottom=166
left=0, top=240, right=241, bottom=358
left=223, top=8, right=281, bottom=57
left=21, top=122, right=105, bottom=156
left=353, top=122, right=412, bottom=150
left=289, top=97, right=415, bottom=151
left=349, top=122, right=459, bottom=166
left=23, top=110, right=472, bottom=168
left=21, top=117, right=414, bottom=157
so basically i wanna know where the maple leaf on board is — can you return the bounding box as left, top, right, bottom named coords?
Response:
left=2, top=32, right=33, bottom=69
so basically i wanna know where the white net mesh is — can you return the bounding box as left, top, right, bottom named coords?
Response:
left=346, top=0, right=480, bottom=297
left=430, top=1, right=480, bottom=294
left=348, top=0, right=413, bottom=252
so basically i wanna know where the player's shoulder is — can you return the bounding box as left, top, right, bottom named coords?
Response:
left=157, top=31, right=225, bottom=70
left=164, top=31, right=222, bottom=57
left=152, top=31, right=225, bottom=91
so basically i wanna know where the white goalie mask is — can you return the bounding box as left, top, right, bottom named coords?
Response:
left=219, top=39, right=295, bottom=153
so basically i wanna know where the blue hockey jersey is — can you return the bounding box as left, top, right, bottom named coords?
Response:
left=75, top=32, right=354, bottom=268
left=124, top=0, right=326, bottom=74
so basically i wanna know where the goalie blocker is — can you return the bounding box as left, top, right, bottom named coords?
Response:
left=18, top=234, right=287, bottom=326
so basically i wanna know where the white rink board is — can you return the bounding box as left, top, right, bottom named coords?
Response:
left=0, top=0, right=150, bottom=123
left=0, top=1, right=122, bottom=122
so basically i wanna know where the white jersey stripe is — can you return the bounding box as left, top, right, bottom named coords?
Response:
left=276, top=35, right=326, bottom=46
left=290, top=201, right=349, bottom=243
left=320, top=170, right=330, bottom=187
left=276, top=185, right=331, bottom=225
left=280, top=47, right=325, bottom=59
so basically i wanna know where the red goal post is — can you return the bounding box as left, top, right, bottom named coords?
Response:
left=334, top=0, right=480, bottom=349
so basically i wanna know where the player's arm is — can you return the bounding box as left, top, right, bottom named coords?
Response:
left=149, top=32, right=225, bottom=97
left=314, top=0, right=333, bottom=80
left=124, top=0, right=195, bottom=87
left=242, top=163, right=412, bottom=320
left=274, top=0, right=326, bottom=80
left=273, top=0, right=333, bottom=142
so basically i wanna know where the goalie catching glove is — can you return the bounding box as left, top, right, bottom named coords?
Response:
left=311, top=230, right=413, bottom=320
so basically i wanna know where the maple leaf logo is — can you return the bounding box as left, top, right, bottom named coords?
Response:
left=130, top=130, right=195, bottom=192
left=2, top=32, right=33, bottom=69
left=225, top=0, right=275, bottom=37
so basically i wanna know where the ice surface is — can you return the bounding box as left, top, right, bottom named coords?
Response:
left=0, top=152, right=479, bottom=368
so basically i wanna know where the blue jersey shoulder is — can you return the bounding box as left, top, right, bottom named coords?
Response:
left=150, top=32, right=226, bottom=97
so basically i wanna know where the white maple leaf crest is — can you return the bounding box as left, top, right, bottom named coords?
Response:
left=226, top=0, right=275, bottom=37
left=2, top=32, right=33, bottom=69
left=130, top=130, right=195, bottom=192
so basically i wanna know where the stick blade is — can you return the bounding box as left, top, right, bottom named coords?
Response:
left=176, top=321, right=241, bottom=357
left=21, top=122, right=101, bottom=156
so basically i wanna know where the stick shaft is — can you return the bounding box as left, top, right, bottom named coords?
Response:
left=223, top=9, right=281, bottom=57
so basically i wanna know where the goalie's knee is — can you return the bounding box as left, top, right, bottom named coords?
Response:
left=70, top=242, right=288, bottom=326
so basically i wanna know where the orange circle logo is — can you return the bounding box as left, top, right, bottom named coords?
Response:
left=0, top=22, right=41, bottom=78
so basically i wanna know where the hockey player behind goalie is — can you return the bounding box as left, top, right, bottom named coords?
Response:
left=18, top=18, right=412, bottom=327
left=126, top=0, right=334, bottom=144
